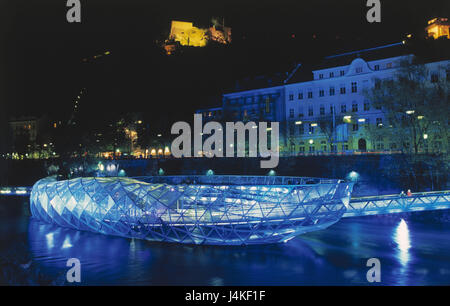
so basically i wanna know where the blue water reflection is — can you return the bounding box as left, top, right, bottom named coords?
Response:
left=0, top=196, right=447, bottom=286
left=393, top=219, right=412, bottom=266
left=23, top=215, right=450, bottom=286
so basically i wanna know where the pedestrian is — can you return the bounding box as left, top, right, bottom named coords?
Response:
left=407, top=189, right=412, bottom=197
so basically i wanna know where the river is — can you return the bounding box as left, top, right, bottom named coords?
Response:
left=1, top=196, right=449, bottom=285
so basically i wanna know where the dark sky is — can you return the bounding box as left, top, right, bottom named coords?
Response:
left=1, top=0, right=449, bottom=127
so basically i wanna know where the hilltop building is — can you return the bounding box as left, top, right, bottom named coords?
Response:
left=426, top=17, right=450, bottom=39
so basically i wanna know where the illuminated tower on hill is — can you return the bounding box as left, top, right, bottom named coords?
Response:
left=426, top=17, right=450, bottom=39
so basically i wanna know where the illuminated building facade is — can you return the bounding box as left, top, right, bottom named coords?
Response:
left=426, top=18, right=450, bottom=39
left=198, top=41, right=450, bottom=155
left=9, top=116, right=39, bottom=143
left=169, top=21, right=208, bottom=47
left=284, top=44, right=449, bottom=155
left=30, top=175, right=353, bottom=245
left=164, top=19, right=232, bottom=54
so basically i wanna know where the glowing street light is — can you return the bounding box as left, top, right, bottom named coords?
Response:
left=347, top=171, right=360, bottom=182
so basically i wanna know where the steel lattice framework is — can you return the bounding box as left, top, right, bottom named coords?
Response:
left=344, top=191, right=450, bottom=217
left=30, top=176, right=353, bottom=245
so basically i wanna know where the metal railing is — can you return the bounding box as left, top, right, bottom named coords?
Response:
left=344, top=190, right=450, bottom=217
left=132, top=175, right=341, bottom=186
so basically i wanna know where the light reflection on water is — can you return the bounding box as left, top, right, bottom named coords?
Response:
left=393, top=219, right=411, bottom=266
left=1, top=196, right=450, bottom=286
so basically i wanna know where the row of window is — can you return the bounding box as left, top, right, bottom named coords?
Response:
left=315, top=63, right=393, bottom=80
left=288, top=101, right=380, bottom=118
left=288, top=118, right=383, bottom=136
left=289, top=82, right=359, bottom=101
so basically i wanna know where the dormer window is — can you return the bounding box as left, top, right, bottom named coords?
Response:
left=374, top=64, right=379, bottom=71
left=356, top=67, right=362, bottom=73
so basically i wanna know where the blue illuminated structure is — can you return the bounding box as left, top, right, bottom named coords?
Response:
left=30, top=176, right=353, bottom=245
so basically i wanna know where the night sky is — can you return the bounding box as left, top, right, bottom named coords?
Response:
left=1, top=0, right=449, bottom=128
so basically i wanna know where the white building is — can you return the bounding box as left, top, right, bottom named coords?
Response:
left=197, top=41, right=450, bottom=155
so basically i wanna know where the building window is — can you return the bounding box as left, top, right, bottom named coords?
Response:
left=356, top=67, right=362, bottom=73
left=309, top=124, right=315, bottom=134
left=374, top=79, right=381, bottom=89
left=308, top=91, right=313, bottom=99
left=376, top=118, right=383, bottom=127
left=342, top=144, right=349, bottom=151
left=352, top=123, right=358, bottom=131
left=319, top=74, right=323, bottom=79
left=265, top=98, right=270, bottom=113
left=320, top=105, right=325, bottom=115
left=299, top=146, right=305, bottom=153
left=298, top=107, right=304, bottom=118
left=290, top=109, right=297, bottom=118
left=431, top=73, right=438, bottom=83
left=290, top=124, right=295, bottom=135
left=374, top=64, right=379, bottom=71
left=308, top=107, right=314, bottom=116
left=351, top=82, right=357, bottom=93
left=329, top=86, right=335, bottom=96
left=299, top=124, right=304, bottom=134
left=298, top=92, right=303, bottom=100
left=341, top=104, right=346, bottom=113
left=340, top=70, right=345, bottom=76
left=319, top=89, right=324, bottom=97
left=289, top=94, right=294, bottom=101
left=352, top=103, right=358, bottom=112
left=340, top=86, right=346, bottom=94
left=364, top=102, right=370, bottom=111
left=386, top=62, right=392, bottom=69
left=309, top=146, right=315, bottom=153
left=330, top=72, right=334, bottom=78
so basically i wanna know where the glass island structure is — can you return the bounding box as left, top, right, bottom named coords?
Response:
left=30, top=175, right=353, bottom=245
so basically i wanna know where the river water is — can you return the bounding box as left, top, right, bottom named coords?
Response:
left=1, top=196, right=449, bottom=285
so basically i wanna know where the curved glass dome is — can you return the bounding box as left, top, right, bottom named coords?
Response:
left=30, top=175, right=353, bottom=245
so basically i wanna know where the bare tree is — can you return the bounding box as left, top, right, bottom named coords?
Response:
left=364, top=60, right=449, bottom=154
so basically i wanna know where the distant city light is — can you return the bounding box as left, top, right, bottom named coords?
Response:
left=295, top=121, right=302, bottom=125
left=268, top=170, right=276, bottom=176
left=310, top=123, right=317, bottom=127
left=358, top=118, right=366, bottom=122
left=309, top=139, right=314, bottom=144
left=423, top=134, right=428, bottom=139
left=405, top=110, right=415, bottom=115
